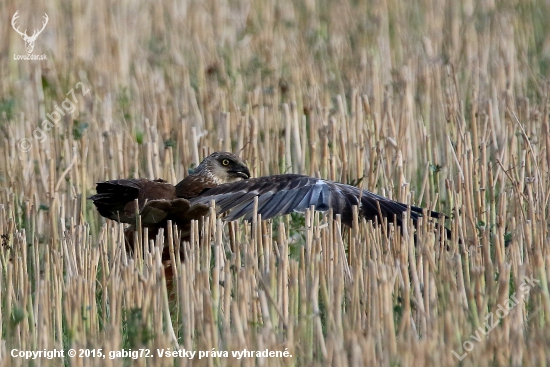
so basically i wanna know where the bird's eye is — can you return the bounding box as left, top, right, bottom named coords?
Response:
left=222, top=159, right=230, bottom=166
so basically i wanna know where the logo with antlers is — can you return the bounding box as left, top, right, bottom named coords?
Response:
left=11, top=11, right=48, bottom=54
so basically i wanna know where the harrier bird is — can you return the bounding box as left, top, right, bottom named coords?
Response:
left=90, top=151, right=444, bottom=291
left=91, top=151, right=443, bottom=246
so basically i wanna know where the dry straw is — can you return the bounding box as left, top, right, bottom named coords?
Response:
left=1, top=0, right=550, bottom=366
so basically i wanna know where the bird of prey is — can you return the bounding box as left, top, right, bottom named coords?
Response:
left=91, top=151, right=443, bottom=245
left=90, top=151, right=444, bottom=293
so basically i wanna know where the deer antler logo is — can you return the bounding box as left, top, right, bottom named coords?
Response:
left=11, top=11, right=49, bottom=54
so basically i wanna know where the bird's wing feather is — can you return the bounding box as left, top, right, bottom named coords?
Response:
left=139, top=198, right=209, bottom=226
left=89, top=179, right=176, bottom=224
left=190, top=174, right=439, bottom=226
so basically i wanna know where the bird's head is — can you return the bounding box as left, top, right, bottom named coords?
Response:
left=194, top=152, right=251, bottom=184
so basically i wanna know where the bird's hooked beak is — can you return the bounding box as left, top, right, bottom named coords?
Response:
left=230, top=165, right=251, bottom=179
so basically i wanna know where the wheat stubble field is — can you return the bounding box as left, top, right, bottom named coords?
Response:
left=1, top=0, right=550, bottom=366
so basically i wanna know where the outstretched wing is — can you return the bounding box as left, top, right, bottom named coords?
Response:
left=189, top=174, right=441, bottom=227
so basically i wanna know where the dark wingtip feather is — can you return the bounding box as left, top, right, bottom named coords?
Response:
left=89, top=180, right=142, bottom=222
